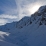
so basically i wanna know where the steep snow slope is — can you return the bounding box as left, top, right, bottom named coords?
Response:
left=0, top=40, right=18, bottom=46
left=0, top=5, right=46, bottom=46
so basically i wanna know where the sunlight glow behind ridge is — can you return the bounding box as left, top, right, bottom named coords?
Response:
left=29, top=5, right=41, bottom=14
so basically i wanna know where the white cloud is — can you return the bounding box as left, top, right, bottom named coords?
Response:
left=0, top=14, right=18, bottom=19
left=15, top=0, right=46, bottom=20
left=15, top=0, right=45, bottom=20
left=0, top=14, right=18, bottom=25
left=1, top=0, right=46, bottom=20
left=0, top=31, right=10, bottom=38
left=0, top=19, right=8, bottom=25
left=0, top=0, right=46, bottom=25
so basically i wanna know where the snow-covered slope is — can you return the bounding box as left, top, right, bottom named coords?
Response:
left=0, top=40, right=18, bottom=46
left=0, top=5, right=46, bottom=46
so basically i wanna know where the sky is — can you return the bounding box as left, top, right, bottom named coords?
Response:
left=0, top=0, right=46, bottom=25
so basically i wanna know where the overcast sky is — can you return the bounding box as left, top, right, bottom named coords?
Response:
left=0, top=0, right=46, bottom=25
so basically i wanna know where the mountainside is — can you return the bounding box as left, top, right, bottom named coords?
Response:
left=0, top=5, right=46, bottom=46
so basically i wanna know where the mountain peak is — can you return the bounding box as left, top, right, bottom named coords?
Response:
left=38, top=5, right=46, bottom=13
left=16, top=5, right=46, bottom=28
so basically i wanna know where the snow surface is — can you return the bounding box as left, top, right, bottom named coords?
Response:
left=0, top=40, right=18, bottom=46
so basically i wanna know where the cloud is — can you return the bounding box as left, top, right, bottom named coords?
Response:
left=0, top=14, right=18, bottom=19
left=15, top=0, right=31, bottom=19
left=0, top=19, right=8, bottom=25
left=0, top=31, right=10, bottom=38
left=15, top=0, right=46, bottom=19
left=0, top=0, right=46, bottom=25
left=0, top=14, right=18, bottom=25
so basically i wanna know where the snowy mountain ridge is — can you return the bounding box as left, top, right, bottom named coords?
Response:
left=16, top=5, right=46, bottom=28
left=0, top=5, right=46, bottom=46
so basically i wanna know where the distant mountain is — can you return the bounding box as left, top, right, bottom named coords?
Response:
left=0, top=5, right=46, bottom=46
